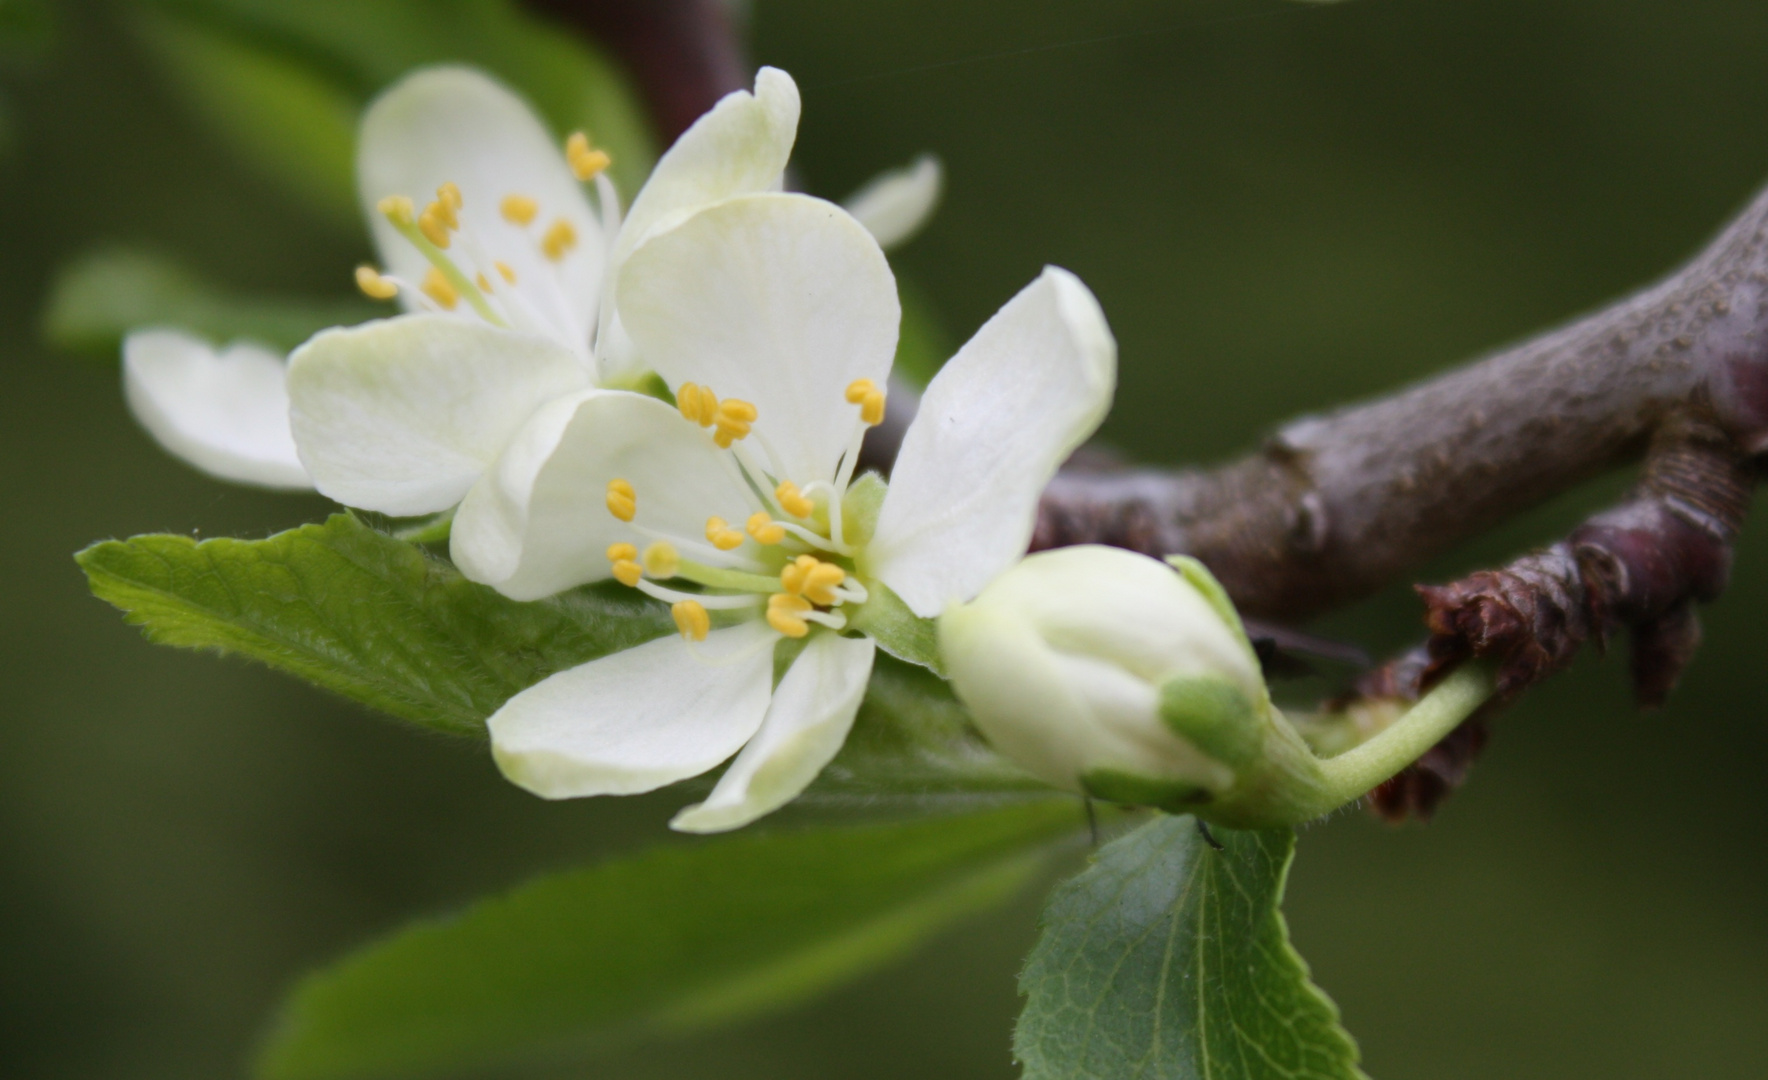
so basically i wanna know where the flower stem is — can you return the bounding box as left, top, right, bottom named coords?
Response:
left=1313, top=663, right=1496, bottom=804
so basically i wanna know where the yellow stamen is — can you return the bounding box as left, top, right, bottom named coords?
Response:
left=565, top=131, right=612, bottom=181
left=377, top=194, right=415, bottom=226
left=766, top=593, right=812, bottom=638
left=746, top=512, right=785, bottom=546
left=476, top=272, right=493, bottom=292
left=612, top=559, right=643, bottom=587
left=713, top=398, right=757, bottom=448
left=780, top=554, right=817, bottom=597
left=419, top=202, right=453, bottom=248
left=642, top=541, right=680, bottom=579
left=845, top=378, right=887, bottom=427
left=501, top=194, right=539, bottom=226
left=606, top=478, right=636, bottom=522
left=542, top=219, right=577, bottom=261
left=672, top=600, right=710, bottom=642
left=676, top=383, right=718, bottom=427
left=420, top=267, right=459, bottom=310
left=775, top=480, right=815, bottom=518
left=606, top=542, right=638, bottom=562
left=705, top=516, right=744, bottom=551
left=354, top=265, right=398, bottom=300
left=437, top=181, right=463, bottom=213
left=803, top=561, right=847, bottom=606
left=495, top=260, right=517, bottom=284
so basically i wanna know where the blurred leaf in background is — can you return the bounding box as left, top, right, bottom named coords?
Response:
left=259, top=802, right=1082, bottom=1080
left=124, top=0, right=656, bottom=226
left=44, top=247, right=379, bottom=355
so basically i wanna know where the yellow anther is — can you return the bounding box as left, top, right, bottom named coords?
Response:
left=420, top=267, right=459, bottom=310
left=846, top=377, right=887, bottom=425
left=766, top=593, right=812, bottom=638
left=606, top=542, right=638, bottom=562
left=642, top=541, right=680, bottom=579
left=495, top=260, right=517, bottom=284
left=419, top=202, right=453, bottom=248
left=712, top=398, right=758, bottom=448
left=672, top=600, right=711, bottom=642
left=377, top=194, right=415, bottom=226
left=705, top=516, right=744, bottom=551
left=354, top=265, right=398, bottom=300
left=775, top=480, right=815, bottom=518
left=437, top=181, right=463, bottom=213
left=746, top=512, right=785, bottom=546
left=606, top=478, right=636, bottom=522
left=858, top=388, right=886, bottom=426
left=542, top=218, right=577, bottom=261
left=565, top=131, right=612, bottom=181
left=804, top=563, right=847, bottom=606
left=779, top=554, right=816, bottom=596
left=500, top=194, right=539, bottom=226
left=476, top=272, right=493, bottom=292
left=676, top=382, right=718, bottom=426
left=612, top=559, right=643, bottom=587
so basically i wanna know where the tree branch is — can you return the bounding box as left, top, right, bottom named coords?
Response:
left=1035, top=183, right=1768, bottom=621
left=527, top=0, right=748, bottom=142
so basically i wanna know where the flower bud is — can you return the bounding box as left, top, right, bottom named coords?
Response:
left=938, top=545, right=1279, bottom=812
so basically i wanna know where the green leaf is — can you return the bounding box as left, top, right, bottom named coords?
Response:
left=257, top=801, right=1084, bottom=1080
left=43, top=247, right=377, bottom=356
left=131, top=6, right=362, bottom=226
left=1016, top=816, right=1366, bottom=1080
left=131, top=0, right=658, bottom=218
left=77, top=513, right=672, bottom=736
left=807, top=653, right=1044, bottom=806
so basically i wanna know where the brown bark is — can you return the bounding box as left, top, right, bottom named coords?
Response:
left=1034, top=184, right=1768, bottom=622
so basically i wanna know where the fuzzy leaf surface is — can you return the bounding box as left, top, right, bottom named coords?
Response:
left=1017, top=816, right=1365, bottom=1080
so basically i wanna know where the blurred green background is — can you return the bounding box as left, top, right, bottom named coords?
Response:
left=6, top=0, right=1768, bottom=1076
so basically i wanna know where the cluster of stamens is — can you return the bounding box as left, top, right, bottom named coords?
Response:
left=352, top=131, right=612, bottom=357
left=600, top=378, right=891, bottom=649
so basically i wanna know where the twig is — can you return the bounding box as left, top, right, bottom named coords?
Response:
left=1034, top=183, right=1768, bottom=621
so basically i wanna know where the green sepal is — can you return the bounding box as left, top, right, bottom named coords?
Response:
left=840, top=471, right=889, bottom=550
left=1081, top=768, right=1211, bottom=812
left=1158, top=674, right=1261, bottom=769
left=848, top=579, right=943, bottom=677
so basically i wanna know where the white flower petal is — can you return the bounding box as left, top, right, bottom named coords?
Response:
left=122, top=329, right=313, bottom=490
left=596, top=66, right=801, bottom=380
left=287, top=315, right=590, bottom=516
left=671, top=634, right=875, bottom=833
left=618, top=193, right=899, bottom=485
left=610, top=66, right=800, bottom=272
left=452, top=389, right=756, bottom=601
left=359, top=66, right=603, bottom=337
left=489, top=621, right=777, bottom=799
left=866, top=267, right=1117, bottom=617
left=842, top=154, right=943, bottom=251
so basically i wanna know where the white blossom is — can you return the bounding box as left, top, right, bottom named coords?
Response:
left=471, top=193, right=1116, bottom=832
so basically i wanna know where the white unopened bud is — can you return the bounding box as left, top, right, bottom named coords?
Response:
left=938, top=545, right=1277, bottom=811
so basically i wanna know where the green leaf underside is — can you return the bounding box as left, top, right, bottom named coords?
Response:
left=44, top=247, right=379, bottom=355
left=257, top=802, right=1085, bottom=1080
left=77, top=513, right=672, bottom=736
left=1016, top=816, right=1365, bottom=1080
